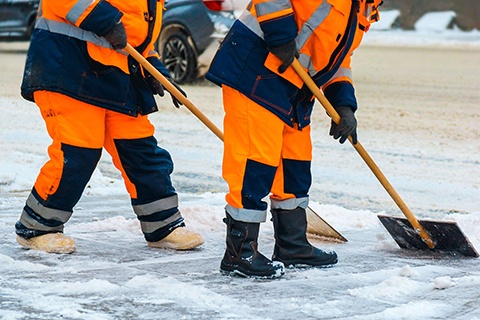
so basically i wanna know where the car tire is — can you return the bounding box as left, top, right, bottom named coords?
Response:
left=161, top=32, right=197, bottom=84
left=26, top=16, right=36, bottom=39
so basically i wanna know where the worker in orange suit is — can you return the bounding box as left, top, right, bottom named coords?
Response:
left=207, top=0, right=383, bottom=278
left=15, top=0, right=204, bottom=253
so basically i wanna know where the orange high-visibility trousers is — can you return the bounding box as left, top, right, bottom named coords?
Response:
left=222, top=86, right=312, bottom=223
left=18, top=91, right=183, bottom=242
left=33, top=90, right=158, bottom=201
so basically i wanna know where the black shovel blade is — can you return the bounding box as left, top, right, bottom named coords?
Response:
left=378, top=215, right=479, bottom=258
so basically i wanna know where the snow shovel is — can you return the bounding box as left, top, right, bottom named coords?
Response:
left=291, top=58, right=478, bottom=257
left=125, top=44, right=346, bottom=243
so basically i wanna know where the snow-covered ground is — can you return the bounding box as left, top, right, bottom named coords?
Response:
left=1, top=19, right=480, bottom=319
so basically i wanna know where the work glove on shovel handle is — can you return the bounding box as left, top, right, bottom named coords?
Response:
left=268, top=39, right=299, bottom=74
left=104, top=21, right=127, bottom=50
left=329, top=105, right=358, bottom=144
left=148, top=76, right=187, bottom=109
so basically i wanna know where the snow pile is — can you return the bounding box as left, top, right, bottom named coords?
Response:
left=414, top=11, right=457, bottom=32
left=369, top=9, right=401, bottom=31
left=364, top=10, right=480, bottom=48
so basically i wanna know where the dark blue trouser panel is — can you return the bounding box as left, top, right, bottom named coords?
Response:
left=17, top=144, right=101, bottom=234
left=114, top=136, right=176, bottom=205
left=44, top=144, right=102, bottom=211
left=115, top=136, right=182, bottom=241
left=282, top=158, right=311, bottom=198
left=242, top=159, right=277, bottom=211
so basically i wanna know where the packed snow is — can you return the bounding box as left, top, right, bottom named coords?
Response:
left=1, top=14, right=479, bottom=320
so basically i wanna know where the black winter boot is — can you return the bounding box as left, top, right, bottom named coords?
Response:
left=220, top=213, right=285, bottom=278
left=271, top=207, right=338, bottom=267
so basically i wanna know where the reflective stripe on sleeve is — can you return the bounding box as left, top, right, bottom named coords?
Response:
left=254, top=0, right=291, bottom=18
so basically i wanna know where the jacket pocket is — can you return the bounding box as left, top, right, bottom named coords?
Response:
left=77, top=54, right=131, bottom=108
left=251, top=73, right=298, bottom=118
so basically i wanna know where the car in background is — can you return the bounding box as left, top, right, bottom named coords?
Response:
left=0, top=0, right=240, bottom=83
left=158, top=0, right=239, bottom=83
left=0, top=0, right=39, bottom=40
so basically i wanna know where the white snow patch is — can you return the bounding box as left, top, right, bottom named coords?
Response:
left=432, top=276, right=455, bottom=290
left=0, top=253, right=51, bottom=271
left=370, top=9, right=401, bottom=31
left=71, top=215, right=140, bottom=233
left=367, top=301, right=449, bottom=319
left=415, top=11, right=457, bottom=32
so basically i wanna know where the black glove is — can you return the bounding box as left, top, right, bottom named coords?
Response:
left=267, top=39, right=299, bottom=73
left=104, top=21, right=127, bottom=49
left=147, top=75, right=186, bottom=109
left=166, top=79, right=187, bottom=108
left=329, top=106, right=358, bottom=144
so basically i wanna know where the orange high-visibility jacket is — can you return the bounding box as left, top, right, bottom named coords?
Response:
left=207, top=0, right=382, bottom=129
left=21, top=0, right=169, bottom=116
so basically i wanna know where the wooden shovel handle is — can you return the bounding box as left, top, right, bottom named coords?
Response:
left=291, top=59, right=435, bottom=249
left=125, top=44, right=224, bottom=141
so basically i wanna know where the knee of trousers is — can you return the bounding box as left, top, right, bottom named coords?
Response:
left=35, top=143, right=102, bottom=212
left=114, top=136, right=176, bottom=204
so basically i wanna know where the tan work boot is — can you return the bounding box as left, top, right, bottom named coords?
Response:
left=147, top=227, right=204, bottom=250
left=16, top=233, right=76, bottom=254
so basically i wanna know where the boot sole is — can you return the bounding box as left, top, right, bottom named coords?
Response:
left=16, top=234, right=76, bottom=254
left=220, top=269, right=284, bottom=279
left=220, top=262, right=285, bottom=279
left=276, top=256, right=338, bottom=269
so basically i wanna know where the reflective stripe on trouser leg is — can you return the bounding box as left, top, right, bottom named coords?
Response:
left=20, top=91, right=104, bottom=233
left=19, top=192, right=72, bottom=232
left=222, top=86, right=286, bottom=223
left=270, top=123, right=312, bottom=209
left=132, top=194, right=184, bottom=242
left=102, top=111, right=182, bottom=242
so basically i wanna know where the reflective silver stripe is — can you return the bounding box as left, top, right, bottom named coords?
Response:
left=133, top=194, right=179, bottom=217
left=270, top=197, right=309, bottom=210
left=240, top=4, right=329, bottom=77
left=66, top=0, right=96, bottom=25
left=298, top=53, right=316, bottom=76
left=255, top=0, right=291, bottom=18
left=330, top=66, right=353, bottom=82
left=140, top=210, right=182, bottom=234
left=238, top=10, right=264, bottom=39
left=19, top=193, right=71, bottom=232
left=35, top=17, right=115, bottom=49
left=26, top=193, right=72, bottom=222
left=225, top=204, right=267, bottom=223
left=296, top=1, right=331, bottom=50
left=19, top=209, right=64, bottom=232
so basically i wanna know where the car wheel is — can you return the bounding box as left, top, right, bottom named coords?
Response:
left=26, top=17, right=36, bottom=39
left=161, top=32, right=197, bottom=84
